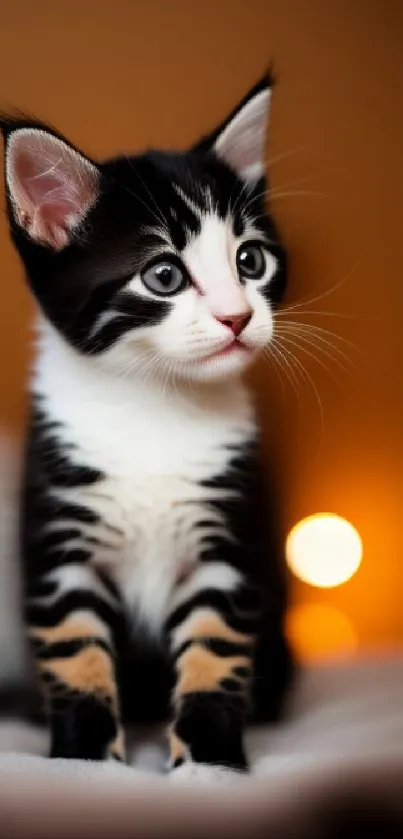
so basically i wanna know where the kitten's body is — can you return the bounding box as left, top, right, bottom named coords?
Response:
left=2, top=74, right=292, bottom=772
left=33, top=321, right=254, bottom=634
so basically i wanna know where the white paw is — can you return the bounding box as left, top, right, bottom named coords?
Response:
left=169, top=762, right=243, bottom=786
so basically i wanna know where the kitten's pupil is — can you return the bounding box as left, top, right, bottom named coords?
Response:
left=157, top=265, right=174, bottom=286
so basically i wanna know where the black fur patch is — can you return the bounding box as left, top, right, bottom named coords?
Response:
left=176, top=691, right=247, bottom=770
left=49, top=691, right=117, bottom=761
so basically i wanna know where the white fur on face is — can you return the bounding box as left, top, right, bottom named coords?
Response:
left=99, top=213, right=277, bottom=384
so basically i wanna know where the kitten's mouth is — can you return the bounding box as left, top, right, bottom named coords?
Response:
left=203, top=339, right=251, bottom=362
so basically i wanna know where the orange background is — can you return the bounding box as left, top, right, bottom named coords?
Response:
left=1, top=0, right=403, bottom=659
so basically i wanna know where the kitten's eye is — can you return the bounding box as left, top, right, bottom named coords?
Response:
left=141, top=260, right=187, bottom=296
left=236, top=242, right=266, bottom=280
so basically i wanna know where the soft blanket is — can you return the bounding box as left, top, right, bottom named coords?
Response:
left=0, top=655, right=403, bottom=838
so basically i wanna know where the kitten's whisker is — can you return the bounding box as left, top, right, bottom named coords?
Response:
left=162, top=357, right=173, bottom=397
left=145, top=353, right=167, bottom=388
left=270, top=176, right=327, bottom=195
left=275, top=339, right=325, bottom=445
left=267, top=338, right=304, bottom=413
left=275, top=309, right=358, bottom=320
left=278, top=332, right=353, bottom=386
left=240, top=184, right=327, bottom=217
left=276, top=257, right=363, bottom=313
left=240, top=161, right=348, bottom=212
left=124, top=348, right=165, bottom=386
left=125, top=157, right=170, bottom=234
left=267, top=144, right=311, bottom=167
left=278, top=329, right=357, bottom=375
left=230, top=176, right=254, bottom=222
left=262, top=189, right=328, bottom=206
left=276, top=320, right=359, bottom=357
left=120, top=351, right=152, bottom=381
left=121, top=353, right=153, bottom=382
left=232, top=145, right=312, bottom=220
left=263, top=345, right=286, bottom=403
left=245, top=180, right=321, bottom=207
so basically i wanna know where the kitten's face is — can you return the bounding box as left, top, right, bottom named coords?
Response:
left=136, top=215, right=276, bottom=383
left=94, top=155, right=285, bottom=384
left=1, top=75, right=286, bottom=384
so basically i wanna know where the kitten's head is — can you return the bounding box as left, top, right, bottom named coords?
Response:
left=1, top=74, right=286, bottom=383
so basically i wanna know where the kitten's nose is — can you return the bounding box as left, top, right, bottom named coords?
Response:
left=216, top=311, right=252, bottom=337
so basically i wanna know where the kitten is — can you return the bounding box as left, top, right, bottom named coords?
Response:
left=0, top=74, right=292, bottom=774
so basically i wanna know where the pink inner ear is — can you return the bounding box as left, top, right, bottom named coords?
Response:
left=17, top=159, right=80, bottom=246
left=8, top=130, right=99, bottom=250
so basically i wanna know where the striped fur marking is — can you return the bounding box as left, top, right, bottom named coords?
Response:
left=30, top=612, right=111, bottom=645
left=31, top=613, right=117, bottom=700
left=40, top=644, right=115, bottom=698
left=175, top=644, right=249, bottom=697
left=172, top=608, right=253, bottom=652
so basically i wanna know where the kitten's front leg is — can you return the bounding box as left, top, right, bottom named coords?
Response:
left=166, top=566, right=258, bottom=777
left=27, top=564, right=125, bottom=762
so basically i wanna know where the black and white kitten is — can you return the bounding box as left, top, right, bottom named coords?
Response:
left=1, top=74, right=291, bottom=778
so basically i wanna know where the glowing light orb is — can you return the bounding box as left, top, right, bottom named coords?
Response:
left=286, top=513, right=362, bottom=588
left=286, top=603, right=357, bottom=662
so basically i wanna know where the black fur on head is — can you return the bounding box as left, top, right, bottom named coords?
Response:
left=0, top=73, right=287, bottom=357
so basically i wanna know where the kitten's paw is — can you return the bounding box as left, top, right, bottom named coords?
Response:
left=169, top=761, right=244, bottom=786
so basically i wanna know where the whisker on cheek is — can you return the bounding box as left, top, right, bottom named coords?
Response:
left=278, top=333, right=353, bottom=387
left=264, top=340, right=304, bottom=415
left=275, top=257, right=363, bottom=315
left=276, top=326, right=358, bottom=371
left=266, top=338, right=325, bottom=449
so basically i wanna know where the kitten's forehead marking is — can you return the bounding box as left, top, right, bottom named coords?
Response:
left=182, top=214, right=248, bottom=318
left=172, top=183, right=206, bottom=217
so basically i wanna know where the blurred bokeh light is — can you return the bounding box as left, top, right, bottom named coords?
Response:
left=286, top=603, right=358, bottom=662
left=286, top=513, right=363, bottom=588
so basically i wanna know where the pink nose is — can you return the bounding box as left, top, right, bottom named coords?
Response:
left=216, top=311, right=252, bottom=337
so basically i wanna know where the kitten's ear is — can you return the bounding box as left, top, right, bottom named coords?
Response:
left=195, top=72, right=272, bottom=182
left=0, top=119, right=100, bottom=250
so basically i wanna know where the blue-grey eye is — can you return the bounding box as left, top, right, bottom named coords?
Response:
left=236, top=242, right=266, bottom=280
left=141, top=260, right=187, bottom=296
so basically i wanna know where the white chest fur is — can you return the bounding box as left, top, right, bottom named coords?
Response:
left=33, top=325, right=256, bottom=633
